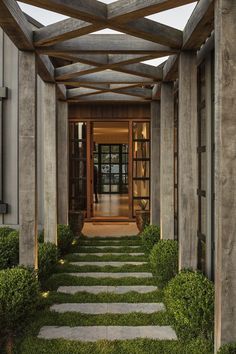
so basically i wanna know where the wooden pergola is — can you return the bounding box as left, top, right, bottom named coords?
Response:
left=0, top=0, right=214, bottom=102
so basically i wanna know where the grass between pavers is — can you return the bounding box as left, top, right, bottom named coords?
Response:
left=79, top=240, right=142, bottom=247
left=42, top=289, right=164, bottom=305
left=78, top=246, right=144, bottom=253
left=44, top=273, right=157, bottom=290
left=18, top=337, right=214, bottom=354
left=54, top=262, right=150, bottom=274
left=64, top=253, right=147, bottom=262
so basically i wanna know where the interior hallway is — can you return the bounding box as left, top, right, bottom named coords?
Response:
left=93, top=194, right=129, bottom=217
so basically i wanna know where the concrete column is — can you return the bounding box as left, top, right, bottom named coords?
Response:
left=150, top=101, right=160, bottom=225
left=160, top=82, right=174, bottom=239
left=178, top=51, right=198, bottom=270
left=43, top=82, right=57, bottom=244
left=57, top=100, right=69, bottom=225
left=215, top=0, right=236, bottom=351
left=19, top=51, right=38, bottom=268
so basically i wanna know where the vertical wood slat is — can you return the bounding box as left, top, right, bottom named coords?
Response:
left=160, top=83, right=175, bottom=239
left=128, top=120, right=133, bottom=219
left=150, top=100, right=160, bottom=226
left=178, top=51, right=198, bottom=270
left=19, top=51, right=38, bottom=268
left=57, top=100, right=69, bottom=224
left=0, top=30, right=3, bottom=225
left=214, top=0, right=236, bottom=351
left=43, top=82, right=57, bottom=244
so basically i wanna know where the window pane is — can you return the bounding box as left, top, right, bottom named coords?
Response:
left=101, top=145, right=109, bottom=153
left=101, top=164, right=110, bottom=173
left=101, top=154, right=110, bottom=163
left=133, top=180, right=149, bottom=198
left=111, top=154, right=119, bottom=163
left=133, top=122, right=150, bottom=140
left=122, top=154, right=128, bottom=164
left=111, top=145, right=119, bottom=153
left=133, top=199, right=150, bottom=212
left=133, top=160, right=150, bottom=179
left=111, top=164, right=119, bottom=173
left=111, top=174, right=120, bottom=184
left=122, top=144, right=128, bottom=153
left=101, top=174, right=110, bottom=184
left=102, top=185, right=110, bottom=193
left=133, top=141, right=150, bottom=159
left=111, top=185, right=119, bottom=193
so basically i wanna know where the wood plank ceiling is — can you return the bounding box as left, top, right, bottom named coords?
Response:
left=0, top=0, right=214, bottom=102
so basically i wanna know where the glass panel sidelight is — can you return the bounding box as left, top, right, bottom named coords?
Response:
left=132, top=122, right=151, bottom=216
left=69, top=122, right=87, bottom=213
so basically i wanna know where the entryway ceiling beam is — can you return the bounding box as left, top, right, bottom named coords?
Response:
left=67, top=92, right=150, bottom=102
left=67, top=86, right=152, bottom=99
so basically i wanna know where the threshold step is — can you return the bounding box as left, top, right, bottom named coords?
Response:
left=64, top=272, right=153, bottom=278
left=38, top=325, right=177, bottom=341
left=57, top=285, right=158, bottom=295
left=81, top=246, right=141, bottom=249
left=50, top=303, right=165, bottom=314
left=70, top=261, right=147, bottom=267
left=74, top=253, right=145, bottom=256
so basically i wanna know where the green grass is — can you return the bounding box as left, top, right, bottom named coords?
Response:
left=65, top=254, right=147, bottom=262
left=42, top=290, right=164, bottom=305
left=54, top=262, right=150, bottom=274
left=18, top=337, right=213, bottom=354
left=44, top=273, right=157, bottom=290
left=78, top=246, right=144, bottom=253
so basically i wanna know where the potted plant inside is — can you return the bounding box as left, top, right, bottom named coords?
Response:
left=135, top=199, right=150, bottom=233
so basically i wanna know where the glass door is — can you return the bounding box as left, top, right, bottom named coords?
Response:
left=132, top=122, right=151, bottom=217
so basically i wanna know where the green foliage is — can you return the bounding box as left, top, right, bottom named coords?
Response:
left=57, top=224, right=74, bottom=255
left=0, top=230, right=19, bottom=269
left=150, top=240, right=178, bottom=287
left=38, top=230, right=44, bottom=243
left=0, top=226, right=15, bottom=238
left=164, top=269, right=214, bottom=340
left=38, top=243, right=59, bottom=282
left=0, top=267, right=39, bottom=335
left=140, top=224, right=160, bottom=253
left=218, top=344, right=236, bottom=354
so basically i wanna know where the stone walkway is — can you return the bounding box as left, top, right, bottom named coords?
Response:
left=38, top=235, right=177, bottom=343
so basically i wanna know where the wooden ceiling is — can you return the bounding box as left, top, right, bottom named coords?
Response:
left=0, top=0, right=214, bottom=102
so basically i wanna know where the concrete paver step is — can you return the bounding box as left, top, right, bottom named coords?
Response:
left=38, top=325, right=177, bottom=341
left=50, top=303, right=165, bottom=314
left=74, top=253, right=145, bottom=256
left=70, top=261, right=147, bottom=267
left=64, top=272, right=153, bottom=278
left=57, top=285, right=158, bottom=295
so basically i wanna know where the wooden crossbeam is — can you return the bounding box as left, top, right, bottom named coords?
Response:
left=68, top=92, right=149, bottom=102
left=183, top=0, right=214, bottom=49
left=19, top=0, right=107, bottom=22
left=37, top=34, right=176, bottom=55
left=108, top=0, right=197, bottom=22
left=163, top=54, right=179, bottom=81
left=0, top=0, right=33, bottom=50
left=67, top=86, right=152, bottom=99
left=34, top=18, right=103, bottom=46
left=58, top=71, right=157, bottom=85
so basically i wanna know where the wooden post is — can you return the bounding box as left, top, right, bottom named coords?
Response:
left=43, top=82, right=57, bottom=244
left=57, top=100, right=69, bottom=225
left=160, top=82, right=174, bottom=239
left=178, top=51, right=198, bottom=270
left=150, top=101, right=160, bottom=225
left=19, top=51, right=38, bottom=268
left=214, top=0, right=236, bottom=351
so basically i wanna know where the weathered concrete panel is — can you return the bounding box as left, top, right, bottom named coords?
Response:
left=160, top=83, right=174, bottom=239
left=214, top=0, right=236, bottom=351
left=37, top=76, right=44, bottom=228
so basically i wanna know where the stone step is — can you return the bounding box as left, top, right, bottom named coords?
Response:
left=57, top=285, right=158, bottom=295
left=50, top=303, right=165, bottom=314
left=64, top=272, right=153, bottom=278
left=81, top=246, right=141, bottom=249
left=38, top=325, right=177, bottom=341
left=74, top=253, right=145, bottom=256
left=70, top=261, right=147, bottom=267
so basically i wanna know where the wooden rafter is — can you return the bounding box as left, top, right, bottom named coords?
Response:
left=68, top=92, right=150, bottom=102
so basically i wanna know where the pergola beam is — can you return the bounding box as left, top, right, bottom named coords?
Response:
left=19, top=0, right=107, bottom=22
left=67, top=86, right=152, bottom=99
left=68, top=92, right=149, bottom=102
left=0, top=0, right=33, bottom=50
left=37, top=34, right=176, bottom=55
left=108, top=0, right=197, bottom=22
left=163, top=54, right=179, bottom=81
left=183, top=0, right=214, bottom=49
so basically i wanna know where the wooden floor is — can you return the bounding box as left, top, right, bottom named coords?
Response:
left=82, top=222, right=139, bottom=237
left=93, top=194, right=129, bottom=217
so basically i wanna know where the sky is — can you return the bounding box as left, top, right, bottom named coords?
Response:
left=18, top=1, right=198, bottom=67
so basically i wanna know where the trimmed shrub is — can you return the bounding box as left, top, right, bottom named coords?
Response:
left=0, top=267, right=39, bottom=351
left=38, top=242, right=59, bottom=282
left=57, top=224, right=74, bottom=255
left=38, top=230, right=44, bottom=243
left=140, top=224, right=160, bottom=253
left=218, top=344, right=236, bottom=354
left=164, top=269, right=214, bottom=340
left=150, top=240, right=178, bottom=287
left=0, top=230, right=19, bottom=269
left=0, top=226, right=15, bottom=238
